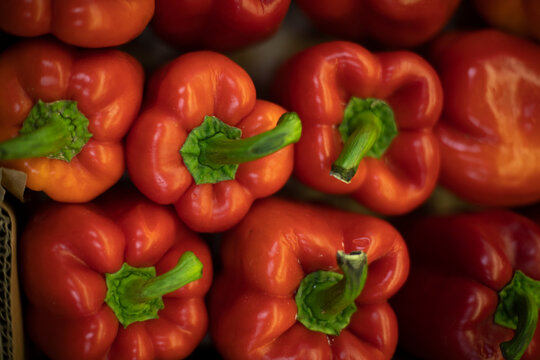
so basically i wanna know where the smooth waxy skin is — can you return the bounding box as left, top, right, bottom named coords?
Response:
left=474, top=0, right=540, bottom=41
left=0, top=0, right=154, bottom=48
left=274, top=41, right=442, bottom=215
left=127, top=51, right=294, bottom=233
left=432, top=30, right=540, bottom=206
left=152, top=0, right=290, bottom=51
left=210, top=198, right=409, bottom=359
left=0, top=39, right=144, bottom=202
left=296, top=0, right=460, bottom=47
left=392, top=211, right=540, bottom=360
left=21, top=189, right=213, bottom=360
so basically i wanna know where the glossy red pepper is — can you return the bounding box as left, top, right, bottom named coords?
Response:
left=474, top=0, right=540, bottom=41
left=126, top=51, right=301, bottom=233
left=392, top=211, right=540, bottom=360
left=21, top=187, right=213, bottom=360
left=0, top=0, right=154, bottom=48
left=432, top=30, right=540, bottom=207
left=151, top=0, right=291, bottom=51
left=273, top=41, right=442, bottom=215
left=0, top=39, right=144, bottom=203
left=296, top=0, right=460, bottom=48
left=210, top=197, right=409, bottom=359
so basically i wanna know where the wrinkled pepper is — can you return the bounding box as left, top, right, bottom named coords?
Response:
left=392, top=211, right=540, bottom=360
left=21, top=187, right=213, bottom=360
left=0, top=0, right=154, bottom=48
left=474, top=0, right=540, bottom=41
left=210, top=197, right=409, bottom=359
left=295, top=0, right=460, bottom=48
left=127, top=51, right=301, bottom=233
left=0, top=39, right=144, bottom=203
left=273, top=41, right=441, bottom=215
left=151, top=0, right=291, bottom=51
left=432, top=30, right=540, bottom=207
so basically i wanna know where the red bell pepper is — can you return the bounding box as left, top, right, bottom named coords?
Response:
left=151, top=0, right=291, bottom=51
left=474, top=0, right=540, bottom=41
left=295, top=0, right=460, bottom=48
left=0, top=39, right=144, bottom=203
left=126, top=51, right=301, bottom=233
left=273, top=41, right=442, bottom=215
left=432, top=30, right=540, bottom=206
left=392, top=210, right=540, bottom=360
left=0, top=0, right=154, bottom=48
left=21, top=187, right=213, bottom=360
left=210, top=197, right=409, bottom=359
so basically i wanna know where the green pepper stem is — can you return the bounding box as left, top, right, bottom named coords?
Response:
left=305, top=251, right=368, bottom=318
left=330, top=112, right=381, bottom=183
left=295, top=251, right=368, bottom=335
left=135, top=251, right=203, bottom=302
left=500, top=292, right=538, bottom=360
left=105, top=251, right=203, bottom=327
left=0, top=100, right=92, bottom=162
left=0, top=120, right=71, bottom=160
left=199, top=112, right=301, bottom=166
left=494, top=270, right=540, bottom=360
left=330, top=97, right=397, bottom=183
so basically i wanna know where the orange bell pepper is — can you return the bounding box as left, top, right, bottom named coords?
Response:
left=0, top=39, right=144, bottom=202
left=0, top=0, right=154, bottom=48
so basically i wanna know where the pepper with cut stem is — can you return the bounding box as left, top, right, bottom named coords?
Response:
left=210, top=198, right=409, bottom=360
left=296, top=251, right=368, bottom=335
left=330, top=97, right=397, bottom=183
left=273, top=40, right=442, bottom=215
left=127, top=51, right=301, bottom=232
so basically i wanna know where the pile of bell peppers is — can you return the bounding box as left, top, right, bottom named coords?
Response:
left=1, top=1, right=540, bottom=360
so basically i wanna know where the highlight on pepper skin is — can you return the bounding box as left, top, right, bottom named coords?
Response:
left=0, top=0, right=155, bottom=48
left=272, top=40, right=442, bottom=215
left=210, top=198, right=409, bottom=360
left=431, top=30, right=540, bottom=207
left=20, top=188, right=213, bottom=360
left=0, top=38, right=144, bottom=203
left=126, top=51, right=300, bottom=233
